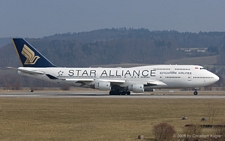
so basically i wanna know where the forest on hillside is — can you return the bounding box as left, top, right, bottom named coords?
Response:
left=1, top=28, right=225, bottom=68
left=1, top=28, right=225, bottom=88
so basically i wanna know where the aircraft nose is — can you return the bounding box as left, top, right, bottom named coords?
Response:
left=213, top=74, right=219, bottom=82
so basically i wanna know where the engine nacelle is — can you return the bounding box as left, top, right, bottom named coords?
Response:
left=94, top=82, right=111, bottom=91
left=128, top=84, right=144, bottom=93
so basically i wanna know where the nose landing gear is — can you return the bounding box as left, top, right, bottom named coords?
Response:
left=194, top=88, right=198, bottom=95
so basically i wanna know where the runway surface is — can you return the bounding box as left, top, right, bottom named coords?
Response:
left=1, top=91, right=225, bottom=99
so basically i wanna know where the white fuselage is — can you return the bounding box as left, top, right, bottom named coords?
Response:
left=18, top=65, right=219, bottom=91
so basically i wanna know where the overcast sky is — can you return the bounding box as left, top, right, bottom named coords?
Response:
left=1, top=0, right=225, bottom=38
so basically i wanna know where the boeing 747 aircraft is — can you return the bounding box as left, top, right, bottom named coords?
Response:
left=11, top=38, right=219, bottom=95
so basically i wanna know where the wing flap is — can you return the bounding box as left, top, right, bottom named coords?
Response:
left=147, top=80, right=167, bottom=86
left=65, top=78, right=94, bottom=82
left=96, top=79, right=126, bottom=83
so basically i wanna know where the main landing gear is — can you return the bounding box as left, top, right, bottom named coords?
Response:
left=194, top=88, right=198, bottom=95
left=109, top=90, right=131, bottom=95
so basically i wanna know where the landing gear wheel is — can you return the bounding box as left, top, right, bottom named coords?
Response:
left=109, top=90, right=120, bottom=95
left=109, top=90, right=131, bottom=95
left=194, top=91, right=198, bottom=95
left=121, top=91, right=126, bottom=95
left=119, top=91, right=131, bottom=95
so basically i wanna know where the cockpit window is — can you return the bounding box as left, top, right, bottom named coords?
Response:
left=200, top=68, right=205, bottom=70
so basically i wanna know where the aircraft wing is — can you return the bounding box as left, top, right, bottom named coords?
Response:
left=146, top=80, right=167, bottom=86
left=95, top=79, right=126, bottom=83
left=101, top=79, right=166, bottom=86
left=65, top=78, right=94, bottom=83
left=61, top=78, right=126, bottom=87
left=65, top=78, right=125, bottom=84
left=47, top=75, right=166, bottom=87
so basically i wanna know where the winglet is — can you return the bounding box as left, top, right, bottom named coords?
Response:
left=12, top=38, right=55, bottom=67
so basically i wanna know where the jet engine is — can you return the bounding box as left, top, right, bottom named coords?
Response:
left=94, top=82, right=111, bottom=91
left=128, top=84, right=144, bottom=93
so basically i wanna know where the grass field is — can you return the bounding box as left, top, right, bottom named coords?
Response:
left=0, top=98, right=225, bottom=141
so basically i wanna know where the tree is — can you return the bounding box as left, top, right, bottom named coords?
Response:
left=214, top=123, right=225, bottom=141
left=152, top=122, right=176, bottom=141
left=182, top=124, right=202, bottom=141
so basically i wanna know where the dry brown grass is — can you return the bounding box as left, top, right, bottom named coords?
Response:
left=0, top=98, right=225, bottom=141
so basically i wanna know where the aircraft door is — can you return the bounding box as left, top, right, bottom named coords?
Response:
left=187, top=73, right=193, bottom=87
left=188, top=76, right=192, bottom=81
left=155, top=70, right=163, bottom=82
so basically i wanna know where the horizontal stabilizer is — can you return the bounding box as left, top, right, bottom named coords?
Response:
left=7, top=67, right=44, bottom=75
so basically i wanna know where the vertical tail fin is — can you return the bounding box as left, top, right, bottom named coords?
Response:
left=12, top=38, right=55, bottom=67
